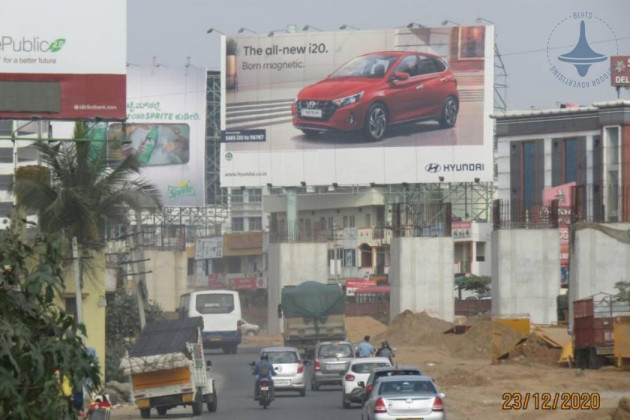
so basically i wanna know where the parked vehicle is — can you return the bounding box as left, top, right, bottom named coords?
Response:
left=311, top=340, right=355, bottom=390
left=278, top=281, right=346, bottom=358
left=179, top=290, right=242, bottom=354
left=342, top=357, right=391, bottom=408
left=121, top=317, right=217, bottom=418
left=361, top=375, right=446, bottom=419
left=292, top=51, right=459, bottom=141
left=241, top=319, right=260, bottom=336
left=573, top=295, right=630, bottom=369
left=260, top=346, right=308, bottom=396
left=360, top=366, right=423, bottom=403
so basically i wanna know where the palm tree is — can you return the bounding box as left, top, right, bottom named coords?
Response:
left=13, top=122, right=161, bottom=249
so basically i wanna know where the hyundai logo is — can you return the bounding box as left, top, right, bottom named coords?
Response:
left=307, top=101, right=317, bottom=109
left=425, top=163, right=441, bottom=173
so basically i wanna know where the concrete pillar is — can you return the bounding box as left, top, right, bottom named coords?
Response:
left=390, top=237, right=454, bottom=322
left=491, top=229, right=560, bottom=324
left=286, top=189, right=297, bottom=241
left=267, top=242, right=329, bottom=334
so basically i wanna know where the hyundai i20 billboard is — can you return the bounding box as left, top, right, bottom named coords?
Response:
left=221, top=26, right=493, bottom=187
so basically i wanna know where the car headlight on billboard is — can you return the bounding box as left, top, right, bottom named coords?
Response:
left=332, top=91, right=364, bottom=108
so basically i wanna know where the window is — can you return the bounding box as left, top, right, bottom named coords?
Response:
left=365, top=213, right=371, bottom=227
left=187, top=258, right=194, bottom=275
left=319, top=217, right=326, bottom=230
left=360, top=244, right=372, bottom=268
left=196, top=293, right=234, bottom=314
left=227, top=257, right=241, bottom=273
left=352, top=362, right=390, bottom=373
left=64, top=297, right=77, bottom=319
left=248, top=217, right=262, bottom=231
left=328, top=216, right=334, bottom=230
left=417, top=56, right=439, bottom=75
left=476, top=242, right=486, bottom=262
left=232, top=217, right=244, bottom=232
left=264, top=351, right=298, bottom=364
left=510, top=140, right=545, bottom=215
left=248, top=189, right=262, bottom=202
left=343, top=249, right=356, bottom=267
left=394, top=55, right=419, bottom=76
left=231, top=189, right=243, bottom=203
left=433, top=58, right=446, bottom=72
left=552, top=137, right=586, bottom=186
left=344, top=215, right=355, bottom=228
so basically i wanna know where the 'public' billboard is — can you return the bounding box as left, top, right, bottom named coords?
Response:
left=0, top=0, right=126, bottom=120
left=220, top=26, right=494, bottom=187
left=107, top=67, right=206, bottom=207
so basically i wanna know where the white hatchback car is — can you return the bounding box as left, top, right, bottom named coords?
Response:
left=342, top=357, right=391, bottom=408
left=261, top=346, right=307, bottom=397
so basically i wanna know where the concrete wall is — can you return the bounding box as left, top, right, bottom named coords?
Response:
left=568, top=223, right=630, bottom=323
left=267, top=242, right=329, bottom=333
left=59, top=252, right=107, bottom=380
left=492, top=229, right=560, bottom=324
left=145, top=250, right=188, bottom=312
left=390, top=237, right=454, bottom=322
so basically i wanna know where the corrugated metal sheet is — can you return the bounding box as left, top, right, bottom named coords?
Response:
left=130, top=317, right=203, bottom=357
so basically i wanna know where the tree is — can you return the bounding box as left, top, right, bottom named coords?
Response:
left=455, top=275, right=491, bottom=298
left=0, top=219, right=100, bottom=419
left=105, top=291, right=164, bottom=382
left=13, top=122, right=161, bottom=250
left=614, top=281, right=630, bottom=302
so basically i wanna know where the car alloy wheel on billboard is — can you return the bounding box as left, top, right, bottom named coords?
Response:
left=220, top=26, right=494, bottom=187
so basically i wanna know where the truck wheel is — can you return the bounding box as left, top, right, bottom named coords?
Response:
left=207, top=389, right=218, bottom=412
left=157, top=407, right=167, bottom=415
left=192, top=391, right=203, bottom=416
left=140, top=408, right=151, bottom=418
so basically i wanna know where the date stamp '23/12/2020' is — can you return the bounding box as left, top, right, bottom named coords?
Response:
left=502, top=393, right=601, bottom=410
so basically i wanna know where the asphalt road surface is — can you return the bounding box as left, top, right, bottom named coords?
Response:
left=118, top=346, right=362, bottom=419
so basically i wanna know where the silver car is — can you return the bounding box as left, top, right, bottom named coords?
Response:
left=311, top=341, right=355, bottom=390
left=261, top=346, right=307, bottom=396
left=361, top=375, right=446, bottom=420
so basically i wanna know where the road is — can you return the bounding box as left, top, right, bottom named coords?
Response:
left=112, top=346, right=362, bottom=420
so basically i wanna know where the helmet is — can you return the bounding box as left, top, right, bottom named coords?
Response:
left=261, top=353, right=269, bottom=360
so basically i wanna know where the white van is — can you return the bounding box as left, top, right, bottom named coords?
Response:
left=179, top=290, right=242, bottom=354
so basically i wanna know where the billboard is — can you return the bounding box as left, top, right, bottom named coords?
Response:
left=611, top=56, right=630, bottom=87
left=220, top=26, right=494, bottom=187
left=0, top=0, right=126, bottom=120
left=543, top=182, right=575, bottom=287
left=107, top=66, right=206, bottom=207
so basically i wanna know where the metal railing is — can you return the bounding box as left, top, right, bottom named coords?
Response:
left=493, top=199, right=559, bottom=230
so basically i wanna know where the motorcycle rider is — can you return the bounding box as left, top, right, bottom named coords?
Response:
left=375, top=340, right=395, bottom=364
left=252, top=353, right=276, bottom=401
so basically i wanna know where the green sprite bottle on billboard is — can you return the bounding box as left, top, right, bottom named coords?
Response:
left=138, top=127, right=158, bottom=164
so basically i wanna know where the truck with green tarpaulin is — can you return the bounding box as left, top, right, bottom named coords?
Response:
left=279, top=281, right=346, bottom=358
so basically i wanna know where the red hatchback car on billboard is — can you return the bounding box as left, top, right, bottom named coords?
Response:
left=292, top=51, right=459, bottom=141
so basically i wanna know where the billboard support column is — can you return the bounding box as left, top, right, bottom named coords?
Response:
left=286, top=189, right=297, bottom=242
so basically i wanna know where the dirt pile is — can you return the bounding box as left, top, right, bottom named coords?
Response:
left=375, top=310, right=454, bottom=346
left=345, top=316, right=387, bottom=343
left=613, top=397, right=630, bottom=420
left=507, top=334, right=562, bottom=365
left=241, top=333, right=283, bottom=347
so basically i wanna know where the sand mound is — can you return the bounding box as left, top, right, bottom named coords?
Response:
left=613, top=397, right=630, bottom=420
left=241, top=333, right=283, bottom=347
left=375, top=310, right=454, bottom=346
left=345, top=316, right=387, bottom=343
left=507, top=334, right=562, bottom=365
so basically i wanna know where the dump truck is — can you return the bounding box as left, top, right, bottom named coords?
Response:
left=121, top=317, right=217, bottom=418
left=279, top=281, right=346, bottom=358
left=573, top=296, right=630, bottom=369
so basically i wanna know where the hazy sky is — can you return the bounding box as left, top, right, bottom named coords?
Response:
left=127, top=0, right=630, bottom=110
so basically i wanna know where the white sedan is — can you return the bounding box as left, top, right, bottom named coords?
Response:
left=341, top=357, right=391, bottom=408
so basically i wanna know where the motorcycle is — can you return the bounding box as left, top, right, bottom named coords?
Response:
left=258, top=379, right=271, bottom=409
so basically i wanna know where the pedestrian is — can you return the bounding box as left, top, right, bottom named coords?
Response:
left=356, top=335, right=375, bottom=357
